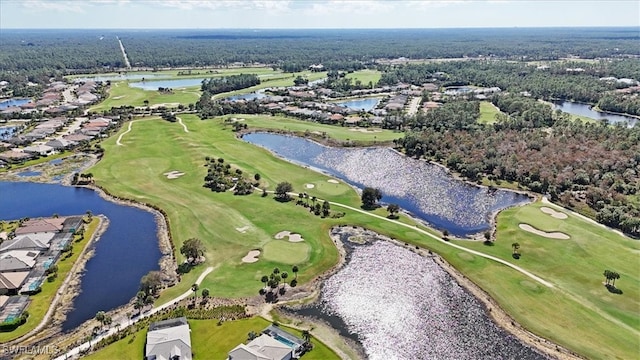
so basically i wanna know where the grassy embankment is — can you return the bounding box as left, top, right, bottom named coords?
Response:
left=0, top=218, right=99, bottom=343
left=85, top=317, right=338, bottom=360
left=89, top=114, right=638, bottom=360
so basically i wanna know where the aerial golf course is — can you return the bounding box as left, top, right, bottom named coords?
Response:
left=87, top=113, right=638, bottom=360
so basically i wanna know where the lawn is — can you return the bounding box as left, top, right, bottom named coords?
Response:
left=0, top=218, right=99, bottom=343
left=90, top=82, right=201, bottom=112
left=212, top=71, right=327, bottom=100
left=88, top=114, right=639, bottom=360
left=262, top=240, right=310, bottom=264
left=233, top=113, right=403, bottom=144
left=345, top=69, right=382, bottom=87
left=478, top=101, right=502, bottom=124
left=85, top=317, right=339, bottom=360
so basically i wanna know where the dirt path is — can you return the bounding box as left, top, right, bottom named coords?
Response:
left=116, top=120, right=135, bottom=146
left=177, top=116, right=189, bottom=133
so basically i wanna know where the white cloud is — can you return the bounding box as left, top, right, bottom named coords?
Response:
left=21, top=0, right=86, bottom=13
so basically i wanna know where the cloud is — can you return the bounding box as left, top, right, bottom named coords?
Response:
left=154, top=0, right=290, bottom=12
left=20, top=0, right=86, bottom=13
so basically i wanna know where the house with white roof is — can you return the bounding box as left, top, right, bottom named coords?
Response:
left=228, top=334, right=293, bottom=360
left=145, top=317, right=192, bottom=360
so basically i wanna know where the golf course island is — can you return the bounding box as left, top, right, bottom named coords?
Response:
left=0, top=24, right=638, bottom=360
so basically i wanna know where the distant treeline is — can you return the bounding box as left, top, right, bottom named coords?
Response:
left=200, top=74, right=260, bottom=94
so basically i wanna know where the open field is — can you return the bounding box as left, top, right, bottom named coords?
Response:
left=89, top=114, right=639, bottom=359
left=85, top=316, right=339, bottom=360
left=345, top=69, right=382, bottom=86
left=0, top=218, right=98, bottom=343
left=478, top=101, right=503, bottom=124
left=230, top=113, right=403, bottom=143
left=90, top=82, right=200, bottom=112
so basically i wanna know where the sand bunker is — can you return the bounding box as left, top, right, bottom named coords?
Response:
left=305, top=183, right=315, bottom=189
left=540, top=207, right=568, bottom=219
left=230, top=117, right=245, bottom=122
left=275, top=231, right=305, bottom=242
left=0, top=232, right=6, bottom=241
left=235, top=226, right=250, bottom=233
left=150, top=102, right=180, bottom=109
left=349, top=128, right=382, bottom=133
left=327, top=179, right=339, bottom=184
left=519, top=224, right=570, bottom=240
left=241, top=250, right=260, bottom=263
left=112, top=95, right=125, bottom=100
left=163, top=171, right=185, bottom=179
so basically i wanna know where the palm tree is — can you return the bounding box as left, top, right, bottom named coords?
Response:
left=611, top=271, right=620, bottom=286
left=302, top=330, right=311, bottom=342
left=191, top=283, right=199, bottom=303
left=281, top=272, right=288, bottom=286
left=512, top=242, right=520, bottom=255
left=273, top=267, right=280, bottom=276
left=603, top=270, right=612, bottom=285
left=292, top=265, right=299, bottom=280
left=261, top=275, right=269, bottom=289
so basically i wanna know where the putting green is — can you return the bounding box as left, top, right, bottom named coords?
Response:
left=262, top=240, right=310, bottom=264
left=309, top=180, right=349, bottom=196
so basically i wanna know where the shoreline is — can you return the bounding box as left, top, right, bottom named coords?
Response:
left=276, top=226, right=583, bottom=360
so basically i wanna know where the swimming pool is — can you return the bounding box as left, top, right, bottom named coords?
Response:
left=273, top=334, right=297, bottom=348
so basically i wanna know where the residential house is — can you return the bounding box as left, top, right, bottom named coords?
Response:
left=0, top=233, right=54, bottom=253
left=145, top=317, right=192, bottom=360
left=0, top=251, right=39, bottom=272
left=0, top=151, right=33, bottom=163
left=228, top=335, right=293, bottom=360
left=46, top=138, right=76, bottom=151
left=0, top=272, right=30, bottom=295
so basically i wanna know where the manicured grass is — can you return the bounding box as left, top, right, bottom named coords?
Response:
left=345, top=69, right=382, bottom=87
left=89, top=114, right=639, bottom=360
left=478, top=101, right=502, bottom=124
left=262, top=240, right=310, bottom=265
left=86, top=316, right=339, bottom=360
left=0, top=218, right=98, bottom=342
left=212, top=71, right=327, bottom=100
left=90, top=82, right=200, bottom=112
left=233, top=113, right=402, bottom=143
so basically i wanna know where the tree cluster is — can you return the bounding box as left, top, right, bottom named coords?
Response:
left=203, top=157, right=254, bottom=195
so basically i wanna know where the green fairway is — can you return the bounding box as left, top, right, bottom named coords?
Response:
left=478, top=101, right=502, bottom=124
left=85, top=316, right=339, bottom=360
left=345, top=69, right=382, bottom=86
left=212, top=71, right=327, bottom=100
left=262, top=240, right=310, bottom=264
left=88, top=114, right=639, bottom=360
left=90, top=82, right=200, bottom=112
left=233, top=114, right=402, bottom=144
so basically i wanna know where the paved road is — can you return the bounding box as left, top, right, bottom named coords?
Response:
left=407, top=96, right=422, bottom=116
left=52, top=266, right=214, bottom=360
left=117, top=36, right=131, bottom=69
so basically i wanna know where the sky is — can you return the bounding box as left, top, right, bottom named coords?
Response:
left=1, top=0, right=639, bottom=29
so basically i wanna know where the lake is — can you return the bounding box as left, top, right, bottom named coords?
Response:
left=0, top=125, right=21, bottom=140
left=295, top=229, right=548, bottom=360
left=0, top=98, right=31, bottom=109
left=129, top=78, right=207, bottom=90
left=336, top=98, right=381, bottom=111
left=553, top=101, right=637, bottom=127
left=243, top=133, right=530, bottom=236
left=0, top=182, right=162, bottom=331
left=74, top=74, right=162, bottom=82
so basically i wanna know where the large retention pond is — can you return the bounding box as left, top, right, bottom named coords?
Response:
left=243, top=133, right=530, bottom=237
left=295, top=228, right=548, bottom=360
left=0, top=182, right=161, bottom=331
left=553, top=100, right=637, bottom=127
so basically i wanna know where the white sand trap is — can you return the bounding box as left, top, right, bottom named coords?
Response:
left=236, top=226, right=250, bottom=233
left=0, top=232, right=6, bottom=241
left=163, top=170, right=185, bottom=179
left=274, top=231, right=305, bottom=242
left=519, top=224, right=570, bottom=240
left=242, top=250, right=260, bottom=263
left=540, top=207, right=568, bottom=219
left=112, top=95, right=125, bottom=100
left=349, top=128, right=382, bottom=133
left=327, top=179, right=339, bottom=184
left=150, top=102, right=180, bottom=109
left=305, top=183, right=315, bottom=189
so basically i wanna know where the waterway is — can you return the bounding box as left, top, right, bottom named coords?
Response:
left=129, top=78, right=207, bottom=90
left=227, top=92, right=267, bottom=101
left=74, top=74, right=162, bottom=82
left=295, top=229, right=548, bottom=359
left=243, top=133, right=530, bottom=237
left=336, top=98, right=380, bottom=111
left=0, top=98, right=31, bottom=109
left=0, top=181, right=162, bottom=331
left=552, top=100, right=637, bottom=127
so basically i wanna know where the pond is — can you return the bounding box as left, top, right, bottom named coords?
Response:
left=0, top=98, right=31, bottom=109
left=243, top=133, right=530, bottom=237
left=17, top=171, right=42, bottom=177
left=0, top=181, right=162, bottom=332
left=74, top=74, right=162, bottom=82
left=294, top=229, right=548, bottom=360
left=129, top=78, right=208, bottom=91
left=336, top=98, right=381, bottom=112
left=552, top=101, right=637, bottom=127
left=0, top=125, right=21, bottom=140
left=227, top=92, right=267, bottom=101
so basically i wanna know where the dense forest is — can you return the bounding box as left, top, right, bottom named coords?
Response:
left=397, top=98, right=640, bottom=236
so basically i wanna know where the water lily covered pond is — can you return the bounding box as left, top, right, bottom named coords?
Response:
left=243, top=133, right=530, bottom=236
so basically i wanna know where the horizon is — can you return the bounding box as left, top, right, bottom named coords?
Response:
left=1, top=0, right=639, bottom=29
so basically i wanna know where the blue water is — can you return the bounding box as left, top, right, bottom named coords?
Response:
left=129, top=78, right=208, bottom=90
left=0, top=126, right=20, bottom=140
left=75, top=74, right=162, bottom=82
left=17, top=171, right=42, bottom=177
left=553, top=101, right=637, bottom=127
left=49, top=159, right=64, bottom=165
left=274, top=334, right=297, bottom=348
left=243, top=133, right=530, bottom=237
left=0, top=98, right=30, bottom=109
left=336, top=98, right=380, bottom=111
left=43, top=258, right=54, bottom=269
left=0, top=182, right=161, bottom=331
left=228, top=92, right=267, bottom=101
